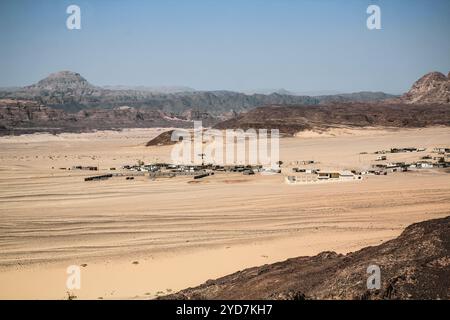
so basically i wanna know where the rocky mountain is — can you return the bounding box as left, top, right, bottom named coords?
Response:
left=26, top=70, right=97, bottom=93
left=401, top=71, right=450, bottom=104
left=2, top=99, right=449, bottom=136
left=214, top=103, right=450, bottom=135
left=1, top=70, right=448, bottom=135
left=0, top=71, right=318, bottom=115
left=162, top=216, right=450, bottom=300
left=0, top=71, right=396, bottom=116
left=213, top=71, right=449, bottom=135
left=318, top=91, right=396, bottom=104
left=0, top=99, right=71, bottom=127
left=243, top=88, right=396, bottom=101
left=0, top=99, right=194, bottom=135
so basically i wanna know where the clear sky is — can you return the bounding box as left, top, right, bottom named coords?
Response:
left=0, top=0, right=449, bottom=93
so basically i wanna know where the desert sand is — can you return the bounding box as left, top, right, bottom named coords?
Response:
left=0, top=127, right=449, bottom=299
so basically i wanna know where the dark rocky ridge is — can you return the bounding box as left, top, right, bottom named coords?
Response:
left=213, top=71, right=450, bottom=135
left=214, top=103, right=450, bottom=136
left=317, top=91, right=396, bottom=104
left=146, top=130, right=178, bottom=146
left=162, top=216, right=450, bottom=300
left=0, top=99, right=195, bottom=135
left=2, top=99, right=449, bottom=136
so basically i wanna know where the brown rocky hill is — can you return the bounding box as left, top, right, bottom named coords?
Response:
left=214, top=103, right=450, bottom=136
left=401, top=71, right=450, bottom=104
left=0, top=99, right=74, bottom=134
left=26, top=70, right=97, bottom=93
left=0, top=99, right=195, bottom=135
left=146, top=130, right=178, bottom=146
left=213, top=71, right=450, bottom=135
left=162, top=216, right=450, bottom=300
left=3, top=98, right=449, bottom=136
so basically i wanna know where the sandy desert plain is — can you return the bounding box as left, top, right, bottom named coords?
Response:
left=0, top=126, right=449, bottom=299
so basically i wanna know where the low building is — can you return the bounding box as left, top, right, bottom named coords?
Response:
left=390, top=147, right=418, bottom=153
left=318, top=172, right=340, bottom=180
left=417, top=162, right=433, bottom=169
left=434, top=147, right=450, bottom=154
left=340, top=171, right=360, bottom=180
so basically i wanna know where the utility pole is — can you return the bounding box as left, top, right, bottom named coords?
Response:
left=198, top=153, right=205, bottom=167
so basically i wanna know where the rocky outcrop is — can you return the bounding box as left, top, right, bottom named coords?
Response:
left=214, top=103, right=450, bottom=135
left=0, top=99, right=196, bottom=135
left=162, top=216, right=450, bottom=300
left=27, top=71, right=96, bottom=92
left=0, top=99, right=74, bottom=128
left=146, top=130, right=178, bottom=146
left=3, top=98, right=450, bottom=136
left=402, top=71, right=450, bottom=104
left=318, top=91, right=396, bottom=104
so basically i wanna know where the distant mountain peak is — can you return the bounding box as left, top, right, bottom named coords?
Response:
left=402, top=71, right=450, bottom=104
left=242, top=88, right=297, bottom=96
left=47, top=70, right=84, bottom=78
left=28, top=70, right=95, bottom=91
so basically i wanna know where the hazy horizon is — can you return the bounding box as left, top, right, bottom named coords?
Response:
left=0, top=69, right=405, bottom=96
left=1, top=0, right=449, bottom=94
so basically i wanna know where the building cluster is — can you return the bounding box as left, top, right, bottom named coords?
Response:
left=369, top=146, right=450, bottom=174
left=285, top=146, right=450, bottom=185
left=122, top=163, right=267, bottom=176
left=434, top=147, right=450, bottom=154
left=286, top=170, right=362, bottom=184
left=287, top=159, right=362, bottom=184
left=369, top=160, right=449, bottom=174
left=57, top=165, right=98, bottom=171
left=82, top=146, right=449, bottom=183
left=374, top=147, right=426, bottom=154
left=83, top=162, right=282, bottom=182
left=72, top=165, right=98, bottom=171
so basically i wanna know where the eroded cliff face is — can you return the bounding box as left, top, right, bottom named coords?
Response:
left=0, top=99, right=72, bottom=124
left=0, top=99, right=196, bottom=135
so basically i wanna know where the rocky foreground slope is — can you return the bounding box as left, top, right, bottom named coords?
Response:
left=162, top=216, right=450, bottom=300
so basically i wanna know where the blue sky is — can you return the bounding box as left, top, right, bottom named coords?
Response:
left=0, top=0, right=449, bottom=93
